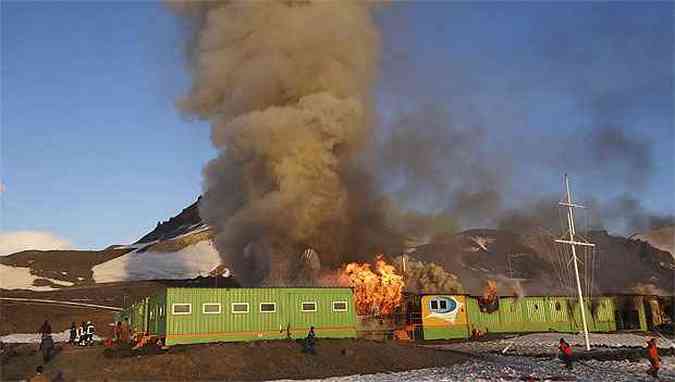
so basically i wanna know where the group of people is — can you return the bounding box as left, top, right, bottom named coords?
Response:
left=68, top=320, right=96, bottom=346
left=559, top=337, right=662, bottom=378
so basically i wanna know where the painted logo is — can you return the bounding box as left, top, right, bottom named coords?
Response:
left=425, top=296, right=463, bottom=324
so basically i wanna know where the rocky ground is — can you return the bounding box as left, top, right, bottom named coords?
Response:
left=274, top=355, right=675, bottom=381
left=426, top=332, right=675, bottom=356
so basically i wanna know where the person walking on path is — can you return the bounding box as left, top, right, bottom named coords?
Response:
left=68, top=322, right=77, bottom=344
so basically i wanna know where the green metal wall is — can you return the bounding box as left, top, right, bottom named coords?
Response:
left=164, top=288, right=357, bottom=346
left=429, top=295, right=618, bottom=339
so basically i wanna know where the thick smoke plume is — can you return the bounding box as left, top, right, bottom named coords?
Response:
left=172, top=1, right=399, bottom=285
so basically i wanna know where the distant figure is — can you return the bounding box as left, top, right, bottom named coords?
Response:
left=114, top=321, right=122, bottom=342
left=69, top=322, right=77, bottom=344
left=558, top=338, right=573, bottom=370
left=646, top=338, right=660, bottom=378
left=85, top=321, right=96, bottom=345
left=38, top=321, right=53, bottom=363
left=120, top=318, right=130, bottom=344
left=39, top=321, right=51, bottom=339
left=29, top=365, right=48, bottom=382
left=77, top=321, right=86, bottom=346
left=302, top=326, right=316, bottom=354
left=39, top=334, right=54, bottom=363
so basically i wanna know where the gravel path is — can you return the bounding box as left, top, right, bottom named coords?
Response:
left=273, top=355, right=675, bottom=381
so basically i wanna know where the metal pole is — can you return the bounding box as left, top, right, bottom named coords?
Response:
left=565, top=175, right=591, bottom=351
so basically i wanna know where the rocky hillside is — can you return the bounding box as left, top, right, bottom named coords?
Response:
left=2, top=196, right=672, bottom=296
left=409, top=228, right=674, bottom=296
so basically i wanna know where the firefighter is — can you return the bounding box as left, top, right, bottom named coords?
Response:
left=646, top=338, right=660, bottom=378
left=85, top=321, right=95, bottom=345
left=558, top=338, right=574, bottom=370
left=77, top=321, right=86, bottom=346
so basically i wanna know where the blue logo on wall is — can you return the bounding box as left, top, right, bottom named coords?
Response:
left=430, top=296, right=458, bottom=313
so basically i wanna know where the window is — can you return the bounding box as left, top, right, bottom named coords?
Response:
left=555, top=302, right=562, bottom=311
left=203, top=303, right=222, bottom=314
left=429, top=297, right=457, bottom=313
left=172, top=303, right=192, bottom=315
left=534, top=304, right=539, bottom=310
left=332, top=301, right=348, bottom=312
left=260, top=303, right=277, bottom=313
left=159, top=306, right=164, bottom=317
left=301, top=302, right=317, bottom=312
left=231, top=303, right=249, bottom=314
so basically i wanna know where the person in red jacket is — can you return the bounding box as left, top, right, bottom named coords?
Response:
left=646, top=338, right=660, bottom=378
left=559, top=338, right=574, bottom=370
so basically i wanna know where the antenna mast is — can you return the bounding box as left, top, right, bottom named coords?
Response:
left=554, top=174, right=594, bottom=351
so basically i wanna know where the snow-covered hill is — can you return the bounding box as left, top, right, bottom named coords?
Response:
left=92, top=239, right=220, bottom=283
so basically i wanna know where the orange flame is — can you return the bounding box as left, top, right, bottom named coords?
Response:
left=483, top=280, right=497, bottom=304
left=338, top=256, right=404, bottom=316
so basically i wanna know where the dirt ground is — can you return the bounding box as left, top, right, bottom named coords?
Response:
left=1, top=339, right=469, bottom=381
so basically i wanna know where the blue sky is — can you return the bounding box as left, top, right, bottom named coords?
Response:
left=2, top=1, right=673, bottom=249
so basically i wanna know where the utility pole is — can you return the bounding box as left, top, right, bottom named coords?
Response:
left=555, top=174, right=594, bottom=351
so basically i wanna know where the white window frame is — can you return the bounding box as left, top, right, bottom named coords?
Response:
left=172, top=303, right=192, bottom=315
left=332, top=301, right=348, bottom=312
left=259, top=302, right=277, bottom=313
left=231, top=302, right=249, bottom=314
left=202, top=303, right=222, bottom=314
left=301, top=301, right=318, bottom=312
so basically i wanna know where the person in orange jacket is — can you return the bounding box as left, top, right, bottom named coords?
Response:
left=646, top=338, right=660, bottom=378
left=559, top=338, right=574, bottom=370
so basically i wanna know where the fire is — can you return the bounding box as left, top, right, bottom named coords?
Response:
left=483, top=280, right=497, bottom=304
left=338, top=256, right=404, bottom=316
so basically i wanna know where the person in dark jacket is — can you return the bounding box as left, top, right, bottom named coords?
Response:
left=39, top=321, right=51, bottom=339
left=559, top=338, right=573, bottom=370
left=302, top=327, right=316, bottom=354
left=69, top=322, right=77, bottom=344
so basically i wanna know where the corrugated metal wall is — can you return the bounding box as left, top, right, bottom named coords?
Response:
left=164, top=288, right=356, bottom=345
left=425, top=295, right=620, bottom=340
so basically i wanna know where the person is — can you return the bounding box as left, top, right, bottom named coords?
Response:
left=39, top=334, right=54, bottom=363
left=39, top=321, right=51, bottom=339
left=77, top=321, right=86, bottom=346
left=302, top=326, right=316, bottom=354
left=29, top=365, right=48, bottom=382
left=558, top=338, right=573, bottom=370
left=69, top=322, right=77, bottom=345
left=85, top=321, right=95, bottom=345
left=120, top=318, right=130, bottom=344
left=646, top=338, right=660, bottom=378
left=114, top=321, right=121, bottom=342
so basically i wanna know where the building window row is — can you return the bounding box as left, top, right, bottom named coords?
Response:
left=170, top=301, right=349, bottom=316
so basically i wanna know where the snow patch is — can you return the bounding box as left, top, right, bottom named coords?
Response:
left=0, top=264, right=74, bottom=291
left=92, top=240, right=221, bottom=283
left=0, top=329, right=101, bottom=344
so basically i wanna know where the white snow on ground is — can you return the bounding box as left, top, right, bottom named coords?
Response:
left=428, top=332, right=675, bottom=354
left=0, top=330, right=101, bottom=344
left=270, top=356, right=675, bottom=381
left=0, top=264, right=74, bottom=291
left=92, top=240, right=221, bottom=283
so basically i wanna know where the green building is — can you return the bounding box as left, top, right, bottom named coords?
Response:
left=417, top=294, right=647, bottom=340
left=122, top=287, right=358, bottom=346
